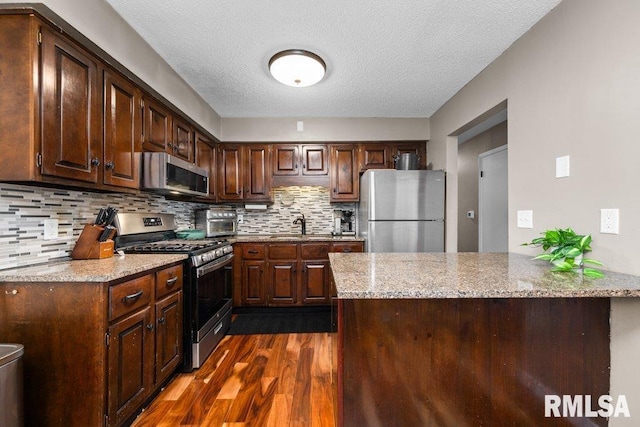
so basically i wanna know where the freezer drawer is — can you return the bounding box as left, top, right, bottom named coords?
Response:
left=366, top=220, right=444, bottom=253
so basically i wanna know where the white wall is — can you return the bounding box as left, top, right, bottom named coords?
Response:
left=0, top=0, right=222, bottom=137
left=428, top=1, right=640, bottom=424
left=221, top=117, right=430, bottom=141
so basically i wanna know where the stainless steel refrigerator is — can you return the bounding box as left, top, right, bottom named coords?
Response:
left=357, top=169, right=445, bottom=252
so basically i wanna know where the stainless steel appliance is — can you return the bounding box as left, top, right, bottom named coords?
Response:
left=142, top=152, right=209, bottom=197
left=114, top=213, right=233, bottom=371
left=195, top=209, right=238, bottom=237
left=357, top=169, right=445, bottom=252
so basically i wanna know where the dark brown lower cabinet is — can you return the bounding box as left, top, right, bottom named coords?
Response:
left=0, top=263, right=183, bottom=427
left=234, top=241, right=363, bottom=307
left=336, top=298, right=610, bottom=427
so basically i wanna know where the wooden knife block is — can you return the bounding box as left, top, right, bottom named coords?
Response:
left=71, top=224, right=115, bottom=260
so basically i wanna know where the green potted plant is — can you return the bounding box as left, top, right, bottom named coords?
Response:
left=522, top=227, right=604, bottom=278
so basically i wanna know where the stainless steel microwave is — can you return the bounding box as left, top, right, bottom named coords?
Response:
left=142, top=152, right=209, bottom=197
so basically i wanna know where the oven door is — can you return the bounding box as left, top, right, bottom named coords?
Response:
left=205, top=218, right=237, bottom=237
left=194, top=253, right=233, bottom=337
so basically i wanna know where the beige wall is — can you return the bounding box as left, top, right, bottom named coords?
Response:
left=428, top=0, right=640, bottom=422
left=429, top=0, right=640, bottom=275
left=457, top=121, right=507, bottom=252
left=221, top=117, right=430, bottom=141
left=0, top=0, right=222, bottom=137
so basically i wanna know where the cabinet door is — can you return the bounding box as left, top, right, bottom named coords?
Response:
left=41, top=27, right=101, bottom=183
left=359, top=143, right=389, bottom=170
left=272, top=144, right=300, bottom=176
left=103, top=69, right=142, bottom=189
left=301, top=261, right=330, bottom=304
left=330, top=242, right=364, bottom=254
left=244, top=144, right=271, bottom=201
left=218, top=144, right=244, bottom=201
left=329, top=144, right=360, bottom=202
left=195, top=133, right=216, bottom=200
left=142, top=96, right=172, bottom=153
left=155, top=291, right=182, bottom=386
left=108, top=306, right=154, bottom=426
left=301, top=145, right=328, bottom=175
left=173, top=115, right=193, bottom=163
left=268, top=261, right=298, bottom=306
left=241, top=260, right=266, bottom=305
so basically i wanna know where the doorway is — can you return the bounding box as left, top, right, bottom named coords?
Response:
left=456, top=112, right=508, bottom=252
left=478, top=145, right=508, bottom=252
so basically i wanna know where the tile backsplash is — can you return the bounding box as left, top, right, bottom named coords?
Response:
left=0, top=183, right=355, bottom=271
left=237, top=186, right=355, bottom=235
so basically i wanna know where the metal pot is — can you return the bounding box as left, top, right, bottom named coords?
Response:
left=394, top=153, right=420, bottom=170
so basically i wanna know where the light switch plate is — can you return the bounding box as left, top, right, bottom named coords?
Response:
left=517, top=210, right=533, bottom=228
left=296, top=121, right=304, bottom=132
left=556, top=155, right=570, bottom=178
left=600, top=209, right=619, bottom=234
left=43, top=219, right=58, bottom=240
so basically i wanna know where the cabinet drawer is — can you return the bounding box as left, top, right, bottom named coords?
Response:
left=156, top=264, right=183, bottom=298
left=301, top=243, right=330, bottom=259
left=330, top=242, right=364, bottom=253
left=109, top=274, right=153, bottom=321
left=242, top=244, right=266, bottom=259
left=268, top=243, right=298, bottom=259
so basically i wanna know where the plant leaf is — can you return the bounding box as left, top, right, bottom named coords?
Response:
left=582, top=258, right=604, bottom=266
left=583, top=268, right=605, bottom=278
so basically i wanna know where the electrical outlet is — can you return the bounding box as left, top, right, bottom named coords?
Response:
left=600, top=209, right=619, bottom=234
left=237, top=214, right=244, bottom=224
left=517, top=210, right=533, bottom=228
left=43, top=219, right=58, bottom=240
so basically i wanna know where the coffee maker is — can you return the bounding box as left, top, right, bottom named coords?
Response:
left=333, top=209, right=355, bottom=235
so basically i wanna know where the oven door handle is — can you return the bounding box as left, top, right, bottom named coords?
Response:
left=196, top=253, right=234, bottom=278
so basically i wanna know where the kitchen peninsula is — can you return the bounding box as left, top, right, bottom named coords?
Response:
left=329, top=252, right=640, bottom=426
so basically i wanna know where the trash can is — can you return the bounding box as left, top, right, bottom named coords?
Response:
left=0, top=344, right=24, bottom=427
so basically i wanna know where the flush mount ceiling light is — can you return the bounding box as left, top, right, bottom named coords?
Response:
left=268, top=49, right=326, bottom=87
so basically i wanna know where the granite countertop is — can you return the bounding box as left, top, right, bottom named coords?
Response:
left=0, top=254, right=187, bottom=283
left=233, top=234, right=364, bottom=243
left=328, top=252, right=640, bottom=299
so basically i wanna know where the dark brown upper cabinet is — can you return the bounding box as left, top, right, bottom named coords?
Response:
left=329, top=144, right=359, bottom=202
left=272, top=144, right=329, bottom=186
left=41, top=25, right=102, bottom=184
left=218, top=143, right=272, bottom=203
left=103, top=69, right=142, bottom=189
left=359, top=143, right=389, bottom=171
left=142, top=96, right=172, bottom=154
left=195, top=132, right=217, bottom=200
left=172, top=115, right=194, bottom=163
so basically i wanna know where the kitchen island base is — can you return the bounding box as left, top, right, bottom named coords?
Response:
left=336, top=298, right=610, bottom=426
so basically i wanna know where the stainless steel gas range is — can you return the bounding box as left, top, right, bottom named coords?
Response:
left=114, top=212, right=234, bottom=371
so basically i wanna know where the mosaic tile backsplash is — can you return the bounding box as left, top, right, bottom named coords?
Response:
left=0, top=183, right=355, bottom=271
left=237, top=186, right=355, bottom=235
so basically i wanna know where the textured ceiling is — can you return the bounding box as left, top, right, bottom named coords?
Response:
left=104, top=0, right=561, bottom=118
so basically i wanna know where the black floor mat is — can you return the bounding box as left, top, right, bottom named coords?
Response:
left=227, top=309, right=333, bottom=335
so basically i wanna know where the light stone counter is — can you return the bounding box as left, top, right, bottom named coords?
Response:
left=328, top=252, right=640, bottom=298
left=232, top=234, right=364, bottom=243
left=0, top=254, right=187, bottom=283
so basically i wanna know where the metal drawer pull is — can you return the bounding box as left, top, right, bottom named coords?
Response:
left=123, top=290, right=143, bottom=302
left=166, top=277, right=178, bottom=287
left=248, top=250, right=259, bottom=254
left=158, top=317, right=166, bottom=325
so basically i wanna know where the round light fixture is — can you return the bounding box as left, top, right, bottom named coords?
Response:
left=269, top=49, right=326, bottom=87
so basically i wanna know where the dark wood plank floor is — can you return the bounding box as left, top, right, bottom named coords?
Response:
left=131, top=333, right=335, bottom=426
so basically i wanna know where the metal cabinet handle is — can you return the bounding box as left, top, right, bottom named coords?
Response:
left=295, top=164, right=298, bottom=169
left=333, top=188, right=336, bottom=193
left=91, top=158, right=100, bottom=167
left=166, top=277, right=178, bottom=287
left=248, top=250, right=259, bottom=254
left=168, top=142, right=173, bottom=148
left=123, top=290, right=143, bottom=302
left=303, top=164, right=306, bottom=169
left=343, top=249, right=352, bottom=253
left=105, top=161, right=115, bottom=170
left=146, top=323, right=154, bottom=331
left=158, top=317, right=166, bottom=325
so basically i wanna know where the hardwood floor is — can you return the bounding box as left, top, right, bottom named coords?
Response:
left=131, top=333, right=336, bottom=426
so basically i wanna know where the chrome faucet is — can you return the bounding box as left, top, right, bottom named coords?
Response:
left=293, top=214, right=306, bottom=235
